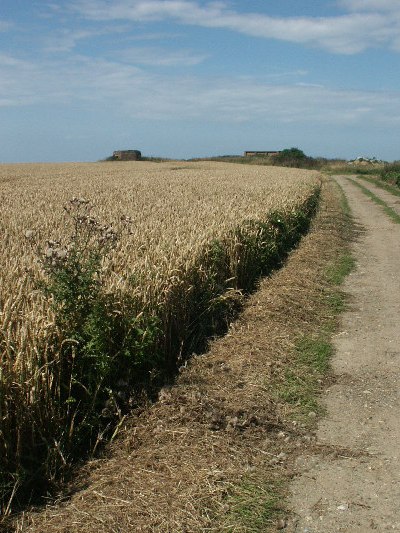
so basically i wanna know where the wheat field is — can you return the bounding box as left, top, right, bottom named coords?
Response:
left=0, top=160, right=320, bottom=510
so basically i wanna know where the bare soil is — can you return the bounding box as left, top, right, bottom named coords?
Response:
left=290, top=176, right=400, bottom=532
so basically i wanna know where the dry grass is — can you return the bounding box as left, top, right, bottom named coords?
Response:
left=0, top=161, right=320, bottom=512
left=4, top=176, right=352, bottom=532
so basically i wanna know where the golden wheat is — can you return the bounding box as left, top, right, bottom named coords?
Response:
left=1, top=160, right=318, bottom=360
left=0, top=160, right=320, bottom=508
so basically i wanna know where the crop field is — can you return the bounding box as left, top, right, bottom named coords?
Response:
left=0, top=161, right=320, bottom=510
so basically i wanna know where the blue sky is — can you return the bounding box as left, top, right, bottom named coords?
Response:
left=1, top=0, right=400, bottom=162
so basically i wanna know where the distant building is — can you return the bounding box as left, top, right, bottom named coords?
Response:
left=244, top=151, right=282, bottom=157
left=113, top=150, right=142, bottom=161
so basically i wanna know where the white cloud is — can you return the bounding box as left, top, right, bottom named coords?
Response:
left=1, top=50, right=400, bottom=128
left=0, top=20, right=12, bottom=32
left=43, top=29, right=103, bottom=53
left=128, top=31, right=184, bottom=41
left=70, top=0, right=400, bottom=54
left=339, top=0, right=400, bottom=12
left=118, top=46, right=207, bottom=66
left=0, top=54, right=27, bottom=67
left=42, top=25, right=133, bottom=53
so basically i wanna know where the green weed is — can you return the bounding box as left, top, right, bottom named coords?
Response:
left=326, top=253, right=355, bottom=285
left=379, top=162, right=400, bottom=188
left=225, top=480, right=286, bottom=532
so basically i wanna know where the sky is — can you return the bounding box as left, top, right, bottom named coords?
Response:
left=1, top=0, right=400, bottom=162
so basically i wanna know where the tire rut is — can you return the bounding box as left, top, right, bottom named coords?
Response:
left=350, top=175, right=400, bottom=216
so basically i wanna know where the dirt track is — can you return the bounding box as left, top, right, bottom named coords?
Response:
left=290, top=176, right=400, bottom=532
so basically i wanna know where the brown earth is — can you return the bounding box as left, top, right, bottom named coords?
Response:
left=289, top=176, right=400, bottom=532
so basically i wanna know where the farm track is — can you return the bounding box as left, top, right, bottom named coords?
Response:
left=7, top=175, right=351, bottom=533
left=290, top=176, right=400, bottom=532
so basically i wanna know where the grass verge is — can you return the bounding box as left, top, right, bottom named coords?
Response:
left=274, top=255, right=354, bottom=427
left=348, top=177, right=400, bottom=224
left=219, top=178, right=356, bottom=531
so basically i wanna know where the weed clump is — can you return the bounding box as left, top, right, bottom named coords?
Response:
left=32, top=198, right=160, bottom=436
left=379, top=162, right=400, bottom=188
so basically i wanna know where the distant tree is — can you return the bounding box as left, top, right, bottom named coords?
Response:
left=270, top=147, right=319, bottom=169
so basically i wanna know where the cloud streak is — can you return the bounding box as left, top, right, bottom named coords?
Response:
left=118, top=47, right=207, bottom=66
left=1, top=50, right=400, bottom=128
left=0, top=20, right=12, bottom=32
left=340, top=0, right=400, bottom=12
left=70, top=0, right=400, bottom=54
left=43, top=29, right=109, bottom=53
